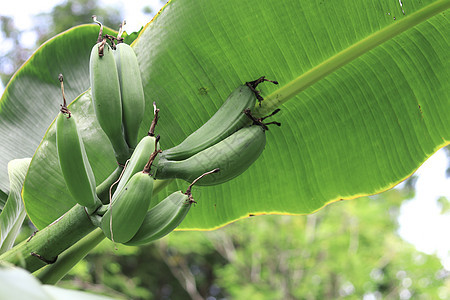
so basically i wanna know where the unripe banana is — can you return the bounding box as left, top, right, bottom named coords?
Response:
left=56, top=74, right=100, bottom=211
left=125, top=168, right=219, bottom=245
left=113, top=134, right=159, bottom=201
left=101, top=171, right=154, bottom=243
left=124, top=191, right=192, bottom=245
left=161, top=77, right=277, bottom=161
left=156, top=125, right=267, bottom=186
left=114, top=42, right=145, bottom=149
left=113, top=103, right=161, bottom=199
left=89, top=39, right=130, bottom=164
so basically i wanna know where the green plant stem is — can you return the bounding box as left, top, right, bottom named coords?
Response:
left=35, top=228, right=105, bottom=284
left=255, top=0, right=450, bottom=115
left=0, top=178, right=172, bottom=276
left=0, top=204, right=95, bottom=273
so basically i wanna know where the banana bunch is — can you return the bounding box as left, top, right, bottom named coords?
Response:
left=154, top=78, right=280, bottom=186
left=66, top=19, right=280, bottom=240
left=53, top=16, right=283, bottom=246
left=56, top=74, right=101, bottom=213
left=125, top=169, right=219, bottom=246
left=161, top=84, right=255, bottom=161
left=89, top=17, right=145, bottom=164
left=161, top=77, right=277, bottom=161
left=155, top=124, right=266, bottom=185
left=99, top=150, right=217, bottom=245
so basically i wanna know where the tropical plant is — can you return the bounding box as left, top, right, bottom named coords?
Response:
left=0, top=0, right=448, bottom=298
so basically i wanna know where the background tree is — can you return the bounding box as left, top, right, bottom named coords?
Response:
left=0, top=0, right=122, bottom=86
left=38, top=185, right=447, bottom=300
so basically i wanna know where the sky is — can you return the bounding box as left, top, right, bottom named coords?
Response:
left=398, top=148, right=450, bottom=269
left=1, top=0, right=449, bottom=270
left=0, top=0, right=161, bottom=33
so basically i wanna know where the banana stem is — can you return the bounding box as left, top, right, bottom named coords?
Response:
left=117, top=20, right=126, bottom=39
left=92, top=15, right=103, bottom=43
left=148, top=102, right=160, bottom=137
left=35, top=229, right=105, bottom=284
left=58, top=74, right=66, bottom=108
left=143, top=135, right=161, bottom=174
left=0, top=179, right=173, bottom=276
left=186, top=168, right=220, bottom=196
left=58, top=74, right=71, bottom=117
left=0, top=205, right=96, bottom=273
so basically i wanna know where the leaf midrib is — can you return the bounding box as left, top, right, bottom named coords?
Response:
left=257, top=0, right=450, bottom=115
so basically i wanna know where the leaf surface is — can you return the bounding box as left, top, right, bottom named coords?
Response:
left=5, top=0, right=450, bottom=229
left=0, top=25, right=122, bottom=193
left=133, top=0, right=450, bottom=229
left=0, top=158, right=31, bottom=254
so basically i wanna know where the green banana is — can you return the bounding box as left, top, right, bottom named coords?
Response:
left=56, top=74, right=100, bottom=211
left=100, top=171, right=154, bottom=243
left=124, top=190, right=191, bottom=245
left=101, top=141, right=160, bottom=243
left=113, top=134, right=159, bottom=201
left=90, top=19, right=129, bottom=164
left=161, top=77, right=277, bottom=161
left=125, top=169, right=219, bottom=245
left=112, top=103, right=161, bottom=200
left=155, top=124, right=267, bottom=186
left=114, top=42, right=145, bottom=149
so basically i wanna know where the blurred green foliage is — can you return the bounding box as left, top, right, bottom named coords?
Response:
left=54, top=187, right=449, bottom=299
left=437, top=197, right=450, bottom=215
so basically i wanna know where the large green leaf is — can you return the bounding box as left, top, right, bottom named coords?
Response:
left=134, top=0, right=449, bottom=229
left=0, top=25, right=120, bottom=193
left=0, top=158, right=31, bottom=254
left=9, top=0, right=450, bottom=230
